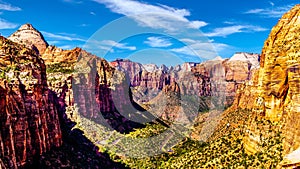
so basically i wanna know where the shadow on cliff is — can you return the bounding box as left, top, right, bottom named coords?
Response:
left=27, top=90, right=129, bottom=169
left=72, top=60, right=169, bottom=134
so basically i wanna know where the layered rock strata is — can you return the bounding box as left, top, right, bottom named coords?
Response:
left=0, top=36, right=62, bottom=168
left=230, top=5, right=300, bottom=155
left=8, top=24, right=49, bottom=55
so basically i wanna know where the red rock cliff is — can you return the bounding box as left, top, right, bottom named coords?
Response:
left=0, top=36, right=62, bottom=168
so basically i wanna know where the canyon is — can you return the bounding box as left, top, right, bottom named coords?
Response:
left=1, top=4, right=300, bottom=168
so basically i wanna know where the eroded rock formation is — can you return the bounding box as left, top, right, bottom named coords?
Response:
left=39, top=45, right=149, bottom=133
left=8, top=24, right=49, bottom=55
left=230, top=4, right=300, bottom=156
left=111, top=55, right=259, bottom=107
left=0, top=36, right=62, bottom=168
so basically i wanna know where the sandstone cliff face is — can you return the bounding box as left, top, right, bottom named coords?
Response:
left=42, top=45, right=80, bottom=65
left=0, top=36, right=62, bottom=168
left=232, top=5, right=300, bottom=156
left=229, top=68, right=260, bottom=110
left=189, top=54, right=257, bottom=106
left=111, top=59, right=173, bottom=103
left=258, top=4, right=300, bottom=123
left=8, top=24, right=49, bottom=55
left=111, top=54, right=259, bottom=107
left=38, top=46, right=147, bottom=133
left=106, top=55, right=259, bottom=125
left=259, top=4, right=300, bottom=155
left=42, top=46, right=81, bottom=108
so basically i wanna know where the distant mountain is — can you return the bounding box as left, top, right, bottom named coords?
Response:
left=229, top=52, right=260, bottom=69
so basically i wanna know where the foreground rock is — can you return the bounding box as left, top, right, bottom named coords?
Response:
left=230, top=4, right=300, bottom=156
left=0, top=36, right=62, bottom=168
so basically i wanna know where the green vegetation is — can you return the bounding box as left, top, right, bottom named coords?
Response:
left=126, top=124, right=168, bottom=138
left=0, top=37, right=41, bottom=84
left=0, top=65, right=20, bottom=83
left=74, top=108, right=283, bottom=168
left=115, top=117, right=283, bottom=168
left=46, top=63, right=74, bottom=74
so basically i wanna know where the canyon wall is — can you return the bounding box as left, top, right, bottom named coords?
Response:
left=111, top=54, right=259, bottom=107
left=0, top=36, right=62, bottom=168
left=41, top=46, right=260, bottom=127
left=230, top=5, right=300, bottom=156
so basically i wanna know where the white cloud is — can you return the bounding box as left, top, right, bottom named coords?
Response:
left=92, top=0, right=207, bottom=32
left=171, top=46, right=197, bottom=56
left=88, top=39, right=136, bottom=52
left=41, top=31, right=86, bottom=41
left=223, top=21, right=236, bottom=25
left=170, top=39, right=231, bottom=59
left=0, top=2, right=21, bottom=11
left=0, top=18, right=18, bottom=29
left=245, top=9, right=264, bottom=14
left=204, top=25, right=268, bottom=37
left=244, top=4, right=294, bottom=18
left=103, top=40, right=136, bottom=50
left=144, top=37, right=172, bottom=47
left=90, top=11, right=96, bottom=15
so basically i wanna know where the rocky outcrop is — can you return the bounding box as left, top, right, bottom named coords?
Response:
left=42, top=46, right=81, bottom=108
left=8, top=24, right=49, bottom=55
left=0, top=36, right=62, bottom=168
left=42, top=45, right=80, bottom=65
left=231, top=5, right=300, bottom=156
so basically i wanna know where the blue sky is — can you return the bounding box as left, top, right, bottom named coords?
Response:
left=0, top=0, right=298, bottom=65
